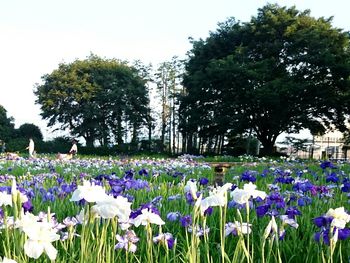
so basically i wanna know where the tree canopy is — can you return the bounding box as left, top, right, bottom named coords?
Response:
left=34, top=54, right=150, bottom=147
left=0, top=105, right=15, bottom=142
left=180, top=4, right=350, bottom=155
left=17, top=123, right=43, bottom=141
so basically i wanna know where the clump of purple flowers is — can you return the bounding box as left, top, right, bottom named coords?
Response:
left=240, top=170, right=257, bottom=183
left=313, top=207, right=350, bottom=246
left=320, top=161, right=336, bottom=170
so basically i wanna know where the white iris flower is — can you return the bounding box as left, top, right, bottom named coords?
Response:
left=91, top=195, right=131, bottom=221
left=230, top=182, right=267, bottom=205
left=132, top=209, right=165, bottom=227
left=70, top=180, right=107, bottom=203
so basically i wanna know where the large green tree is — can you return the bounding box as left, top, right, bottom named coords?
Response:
left=180, top=4, right=350, bottom=155
left=0, top=105, right=15, bottom=142
left=34, top=54, right=150, bottom=147
left=17, top=123, right=43, bottom=141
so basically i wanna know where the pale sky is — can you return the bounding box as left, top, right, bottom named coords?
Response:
left=0, top=0, right=349, bottom=140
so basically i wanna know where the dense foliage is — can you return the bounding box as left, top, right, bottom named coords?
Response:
left=34, top=55, right=150, bottom=148
left=0, top=105, right=15, bottom=143
left=180, top=4, right=350, bottom=155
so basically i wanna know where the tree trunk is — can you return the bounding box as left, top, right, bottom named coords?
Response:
left=172, top=103, right=176, bottom=155
left=187, top=133, right=193, bottom=153
left=310, top=135, right=315, bottom=159
left=161, top=121, right=166, bottom=152
left=168, top=112, right=172, bottom=154
left=198, top=137, right=202, bottom=154
left=148, top=121, right=152, bottom=152
left=246, top=128, right=253, bottom=155
left=213, top=135, right=219, bottom=154
left=176, top=130, right=180, bottom=154
left=85, top=135, right=94, bottom=148
left=259, top=139, right=276, bottom=156
left=116, top=114, right=123, bottom=145
left=219, top=135, right=224, bottom=155
left=131, top=122, right=138, bottom=144
left=182, top=132, right=187, bottom=154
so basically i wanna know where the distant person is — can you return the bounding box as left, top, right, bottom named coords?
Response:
left=69, top=140, right=78, bottom=155
left=56, top=152, right=73, bottom=161
left=26, top=138, right=35, bottom=157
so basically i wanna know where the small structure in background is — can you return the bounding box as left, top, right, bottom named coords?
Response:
left=211, top=163, right=233, bottom=186
left=278, top=130, right=349, bottom=160
left=312, top=131, right=346, bottom=160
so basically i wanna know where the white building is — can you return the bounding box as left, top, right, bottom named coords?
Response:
left=311, top=130, right=346, bottom=160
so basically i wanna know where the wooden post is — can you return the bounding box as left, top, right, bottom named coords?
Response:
left=214, top=165, right=225, bottom=186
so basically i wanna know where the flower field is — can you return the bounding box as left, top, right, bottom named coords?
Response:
left=0, top=155, right=350, bottom=263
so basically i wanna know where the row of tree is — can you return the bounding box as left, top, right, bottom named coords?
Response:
left=2, top=4, right=350, bottom=156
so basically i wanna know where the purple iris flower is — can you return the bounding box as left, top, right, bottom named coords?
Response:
left=313, top=216, right=333, bottom=228
left=142, top=203, right=161, bottom=215
left=153, top=233, right=175, bottom=249
left=94, top=174, right=110, bottom=181
left=134, top=179, right=150, bottom=190
left=185, top=192, right=201, bottom=205
left=256, top=204, right=270, bottom=217
left=22, top=200, right=33, bottom=213
left=314, top=229, right=330, bottom=246
left=124, top=170, right=134, bottom=180
left=0, top=186, right=11, bottom=193
left=274, top=177, right=294, bottom=184
left=268, top=192, right=285, bottom=208
left=111, top=185, right=124, bottom=195
left=56, top=177, right=64, bottom=185
left=43, top=191, right=55, bottom=202
left=285, top=206, right=301, bottom=219
left=267, top=209, right=280, bottom=217
left=151, top=196, right=163, bottom=206
left=180, top=215, right=192, bottom=227
left=293, top=181, right=313, bottom=193
left=199, top=177, right=209, bottom=186
left=61, top=183, right=76, bottom=194
left=260, top=169, right=269, bottom=177
left=167, top=212, right=181, bottom=222
left=130, top=203, right=161, bottom=220
left=204, top=207, right=213, bottom=216
left=240, top=171, right=257, bottom=183
left=230, top=184, right=237, bottom=191
left=320, top=161, right=336, bottom=170
left=166, top=237, right=175, bottom=249
left=78, top=199, right=87, bottom=206
left=338, top=228, right=350, bottom=240
left=297, top=196, right=312, bottom=206
left=326, top=172, right=339, bottom=183
left=341, top=181, right=350, bottom=192
left=138, top=168, right=149, bottom=176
